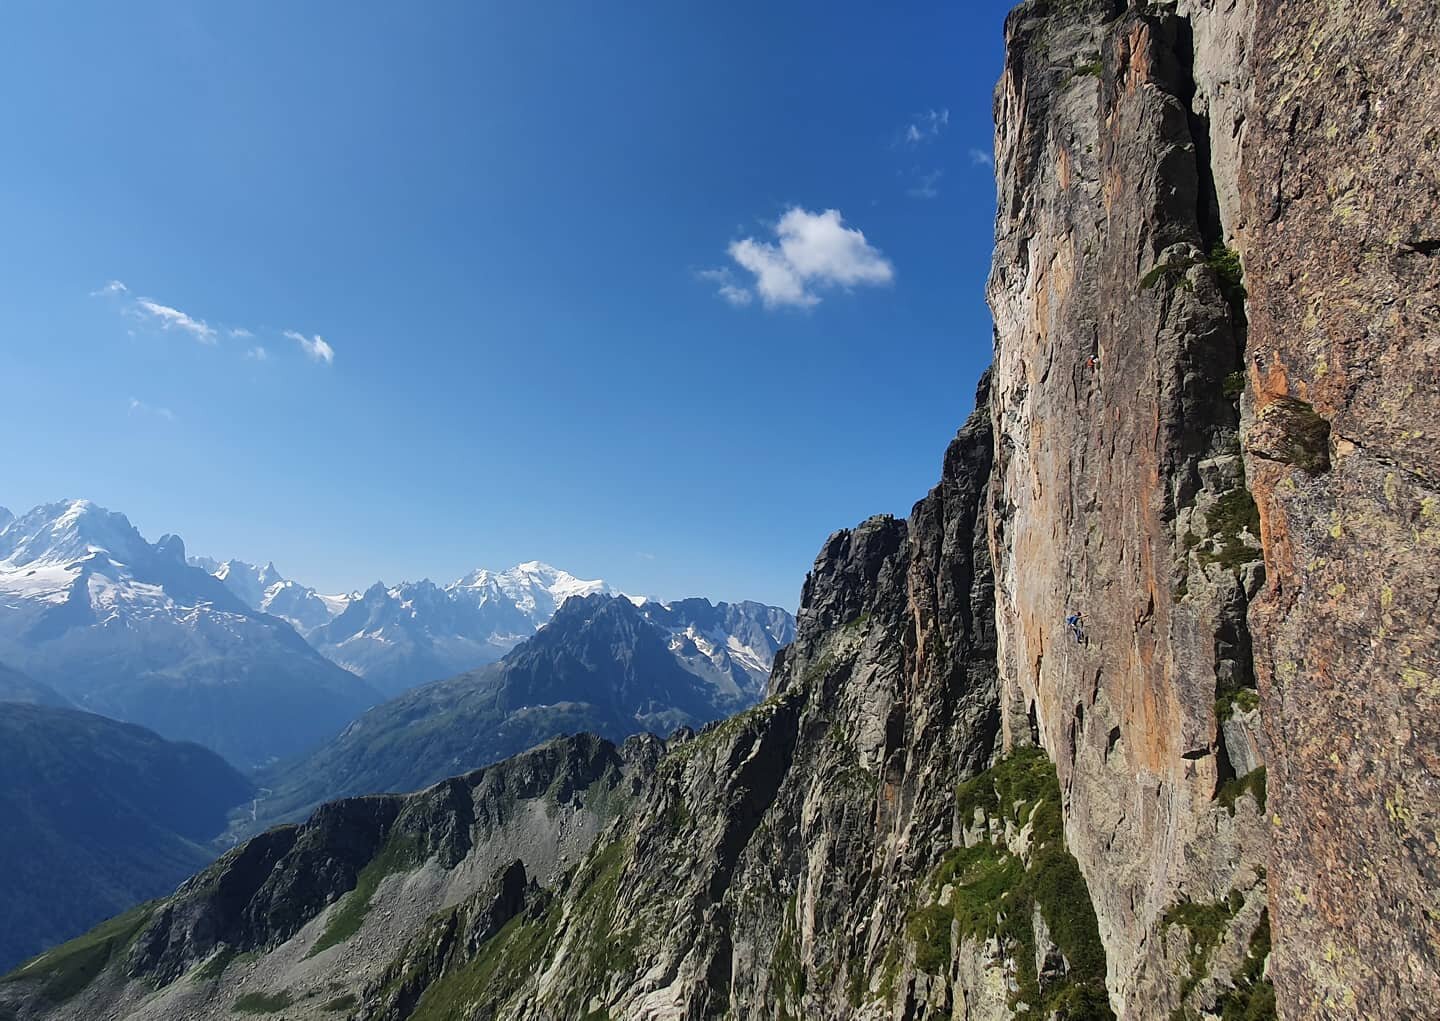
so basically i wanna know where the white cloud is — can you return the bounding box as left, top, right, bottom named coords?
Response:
left=696, top=267, right=754, bottom=307
left=969, top=146, right=994, bottom=167
left=245, top=346, right=269, bottom=361
left=725, top=207, right=893, bottom=309
left=717, top=283, right=752, bottom=307
left=128, top=397, right=175, bottom=421
left=900, top=108, right=949, bottom=146
left=285, top=330, right=335, bottom=365
left=908, top=169, right=943, bottom=199
left=132, top=298, right=218, bottom=344
left=91, top=280, right=128, bottom=297
left=229, top=327, right=254, bottom=339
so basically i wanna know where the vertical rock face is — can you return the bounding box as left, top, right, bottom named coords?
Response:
left=987, top=1, right=1268, bottom=1015
left=1240, top=3, right=1440, bottom=1016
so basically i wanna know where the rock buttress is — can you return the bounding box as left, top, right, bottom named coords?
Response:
left=987, top=1, right=1270, bottom=1015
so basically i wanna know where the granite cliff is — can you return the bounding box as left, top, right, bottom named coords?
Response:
left=3, top=1, right=1435, bottom=1019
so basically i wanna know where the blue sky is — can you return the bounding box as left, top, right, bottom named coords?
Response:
left=0, top=1, right=1012, bottom=609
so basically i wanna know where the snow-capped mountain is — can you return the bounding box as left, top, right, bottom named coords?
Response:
left=5, top=497, right=795, bottom=743
left=303, top=564, right=613, bottom=695
left=641, top=597, right=797, bottom=702
left=191, top=557, right=351, bottom=635
left=0, top=501, right=380, bottom=768
left=211, top=559, right=283, bottom=608
left=304, top=579, right=515, bottom=695
left=451, top=561, right=612, bottom=626
left=261, top=578, right=351, bottom=633
left=191, top=554, right=618, bottom=696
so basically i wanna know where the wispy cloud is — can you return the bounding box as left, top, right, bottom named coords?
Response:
left=128, top=397, right=176, bottom=421
left=968, top=146, right=994, bottom=167
left=636, top=552, right=656, bottom=561
left=695, top=267, right=754, bottom=307
left=900, top=108, right=949, bottom=147
left=285, top=330, right=335, bottom=365
left=721, top=207, right=894, bottom=310
left=907, top=169, right=943, bottom=200
left=132, top=298, right=218, bottom=344
left=96, top=279, right=337, bottom=369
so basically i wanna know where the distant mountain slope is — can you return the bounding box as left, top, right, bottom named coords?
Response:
left=0, top=501, right=380, bottom=767
left=0, top=703, right=253, bottom=972
left=252, top=592, right=791, bottom=827
left=0, top=662, right=70, bottom=707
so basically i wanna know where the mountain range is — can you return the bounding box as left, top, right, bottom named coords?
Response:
left=0, top=501, right=794, bottom=770
left=0, top=504, right=791, bottom=978
left=192, top=549, right=647, bottom=697
left=0, top=501, right=379, bottom=768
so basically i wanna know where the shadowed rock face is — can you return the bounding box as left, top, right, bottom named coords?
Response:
left=1241, top=2, right=1440, bottom=1015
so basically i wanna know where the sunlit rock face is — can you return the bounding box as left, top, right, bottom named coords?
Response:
left=988, top=2, right=1271, bottom=1015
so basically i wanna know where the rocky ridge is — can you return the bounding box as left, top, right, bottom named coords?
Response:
left=0, top=733, right=653, bottom=1021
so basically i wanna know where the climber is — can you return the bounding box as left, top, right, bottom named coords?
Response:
left=1066, top=611, right=1085, bottom=645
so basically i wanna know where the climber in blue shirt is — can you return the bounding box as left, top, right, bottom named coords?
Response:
left=1066, top=612, right=1084, bottom=645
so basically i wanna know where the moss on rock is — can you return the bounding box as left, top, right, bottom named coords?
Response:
left=908, top=747, right=1113, bottom=1019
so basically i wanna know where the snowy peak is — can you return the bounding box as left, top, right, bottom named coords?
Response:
left=0, top=499, right=152, bottom=569
left=636, top=597, right=796, bottom=699
left=190, top=557, right=349, bottom=635
left=212, top=559, right=285, bottom=607
left=450, top=560, right=611, bottom=626
left=260, top=578, right=347, bottom=634
left=300, top=563, right=615, bottom=696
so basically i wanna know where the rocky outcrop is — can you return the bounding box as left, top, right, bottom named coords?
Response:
left=352, top=859, right=536, bottom=1021
left=1240, top=3, right=1440, bottom=1016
